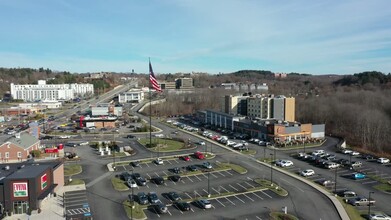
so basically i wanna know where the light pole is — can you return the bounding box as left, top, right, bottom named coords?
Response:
left=207, top=171, right=211, bottom=197
left=263, top=147, right=266, bottom=161
left=334, top=166, right=338, bottom=194
left=270, top=153, right=274, bottom=186
left=368, top=191, right=374, bottom=218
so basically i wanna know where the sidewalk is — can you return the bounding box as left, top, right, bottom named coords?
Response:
left=4, top=184, right=86, bottom=220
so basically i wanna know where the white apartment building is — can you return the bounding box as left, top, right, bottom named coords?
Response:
left=10, top=80, right=94, bottom=101
left=118, top=89, right=144, bottom=103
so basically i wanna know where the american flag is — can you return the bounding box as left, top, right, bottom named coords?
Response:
left=149, top=61, right=162, bottom=92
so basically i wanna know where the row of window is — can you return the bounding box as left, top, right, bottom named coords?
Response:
left=0, top=152, right=22, bottom=158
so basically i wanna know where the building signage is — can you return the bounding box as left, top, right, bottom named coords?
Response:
left=13, top=182, right=28, bottom=197
left=41, top=173, right=48, bottom=190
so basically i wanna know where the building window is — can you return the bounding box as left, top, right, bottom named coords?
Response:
left=17, top=152, right=22, bottom=158
left=5, top=152, right=9, bottom=158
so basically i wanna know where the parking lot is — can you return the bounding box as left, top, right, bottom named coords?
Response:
left=144, top=189, right=276, bottom=219
left=64, top=190, right=92, bottom=219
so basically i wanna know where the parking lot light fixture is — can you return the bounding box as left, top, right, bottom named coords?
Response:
left=334, top=166, right=338, bottom=194
left=368, top=191, right=374, bottom=218
left=270, top=153, right=274, bottom=186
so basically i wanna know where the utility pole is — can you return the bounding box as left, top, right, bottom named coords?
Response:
left=334, top=166, right=338, bottom=194
left=368, top=191, right=374, bottom=218
left=207, top=171, right=211, bottom=198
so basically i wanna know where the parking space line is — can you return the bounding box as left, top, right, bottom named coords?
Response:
left=225, top=197, right=235, bottom=205
left=194, top=175, right=202, bottom=181
left=186, top=176, right=194, bottom=183
left=215, top=199, right=226, bottom=207
left=201, top=173, right=208, bottom=179
left=229, top=184, right=239, bottom=192
left=234, top=195, right=245, bottom=203
left=203, top=189, right=209, bottom=195
left=243, top=193, right=254, bottom=202
left=211, top=172, right=218, bottom=178
left=250, top=192, right=263, bottom=200
left=154, top=172, right=160, bottom=177
left=181, top=179, right=186, bottom=184
left=162, top=171, right=168, bottom=176
left=382, top=176, right=391, bottom=179
left=167, top=160, right=172, bottom=165
left=243, top=181, right=255, bottom=188
left=145, top=163, right=150, bottom=167
left=164, top=183, right=168, bottom=186
left=225, top=170, right=233, bottom=176
left=185, top=192, right=192, bottom=199
left=146, top=173, right=151, bottom=179
left=236, top=183, right=248, bottom=190
left=174, top=159, right=179, bottom=164
left=261, top=191, right=272, bottom=199
left=220, top=186, right=230, bottom=193
left=194, top=190, right=202, bottom=198
left=256, top=216, right=262, bottom=220
left=191, top=208, right=194, bottom=212
left=212, top=187, right=220, bottom=195
left=146, top=185, right=150, bottom=188
left=217, top=172, right=225, bottom=177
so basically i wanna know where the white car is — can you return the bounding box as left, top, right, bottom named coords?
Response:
left=59, top=135, right=70, bottom=139
left=127, top=180, right=138, bottom=188
left=377, top=158, right=390, bottom=164
left=350, top=151, right=360, bottom=156
left=154, top=134, right=164, bottom=138
left=276, top=160, right=293, bottom=167
left=369, top=214, right=391, bottom=220
left=342, top=149, right=353, bottom=154
left=300, top=169, right=315, bottom=177
left=312, top=150, right=325, bottom=156
left=198, top=141, right=206, bottom=146
left=154, top=158, right=164, bottom=165
left=198, top=199, right=212, bottom=209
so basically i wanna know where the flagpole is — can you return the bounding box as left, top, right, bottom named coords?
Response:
left=149, top=58, right=153, bottom=159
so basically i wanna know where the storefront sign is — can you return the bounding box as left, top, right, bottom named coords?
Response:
left=13, top=182, right=28, bottom=197
left=41, top=173, right=48, bottom=190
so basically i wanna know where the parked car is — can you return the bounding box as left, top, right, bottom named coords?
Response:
left=153, top=202, right=168, bottom=214
left=197, top=199, right=212, bottom=209
left=348, top=196, right=375, bottom=206
left=300, top=169, right=315, bottom=177
left=337, top=190, right=357, bottom=201
left=312, top=150, right=325, bottom=156
left=151, top=176, right=165, bottom=185
left=202, top=162, right=213, bottom=169
left=130, top=161, right=140, bottom=167
left=168, top=175, right=181, bottom=182
left=350, top=151, right=360, bottom=156
left=362, top=154, right=376, bottom=160
left=316, top=179, right=335, bottom=186
left=276, top=160, right=293, bottom=167
left=181, top=155, right=191, bottom=161
left=148, top=192, right=160, bottom=204
left=350, top=161, right=362, bottom=168
left=175, top=201, right=191, bottom=211
left=137, top=192, right=149, bottom=205
left=167, top=192, right=180, bottom=201
left=171, top=167, right=181, bottom=174
left=377, top=158, right=390, bottom=164
left=126, top=135, right=135, bottom=139
left=154, top=158, right=164, bottom=165
left=351, top=172, right=366, bottom=180
left=187, top=165, right=198, bottom=172
left=369, top=214, right=391, bottom=220
left=194, top=151, right=205, bottom=160
left=197, top=141, right=206, bottom=146
left=135, top=176, right=147, bottom=186
left=127, top=179, right=138, bottom=188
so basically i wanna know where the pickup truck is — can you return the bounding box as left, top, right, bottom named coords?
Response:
left=348, top=196, right=375, bottom=206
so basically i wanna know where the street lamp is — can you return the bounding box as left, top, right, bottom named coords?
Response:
left=270, top=154, right=274, bottom=186
left=207, top=171, right=211, bottom=198
left=368, top=191, right=374, bottom=218
left=334, top=166, right=338, bottom=194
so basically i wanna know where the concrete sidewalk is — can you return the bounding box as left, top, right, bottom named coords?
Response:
left=4, top=184, right=86, bottom=220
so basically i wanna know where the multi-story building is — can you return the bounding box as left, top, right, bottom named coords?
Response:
left=246, top=94, right=295, bottom=122
left=175, top=78, right=194, bottom=90
left=10, top=80, right=94, bottom=102
left=118, top=89, right=144, bottom=103
left=221, top=95, right=248, bottom=116
left=160, top=82, right=176, bottom=90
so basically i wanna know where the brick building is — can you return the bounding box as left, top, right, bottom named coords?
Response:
left=0, top=133, right=40, bottom=163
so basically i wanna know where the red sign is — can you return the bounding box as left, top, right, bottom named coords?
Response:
left=41, top=173, right=48, bottom=190
left=45, top=148, right=58, bottom=153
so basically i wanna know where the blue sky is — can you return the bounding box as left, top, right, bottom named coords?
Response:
left=0, top=0, right=390, bottom=75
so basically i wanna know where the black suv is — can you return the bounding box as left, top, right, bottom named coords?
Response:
left=151, top=177, right=164, bottom=185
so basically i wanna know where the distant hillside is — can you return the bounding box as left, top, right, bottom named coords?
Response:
left=333, top=71, right=391, bottom=87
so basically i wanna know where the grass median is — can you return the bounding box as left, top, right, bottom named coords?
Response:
left=138, top=138, right=191, bottom=152
left=373, top=183, right=391, bottom=193
left=111, top=177, right=128, bottom=191
left=254, top=179, right=288, bottom=196
left=216, top=162, right=247, bottom=174
left=65, top=179, right=85, bottom=186
left=123, top=201, right=147, bottom=220
left=64, top=164, right=82, bottom=176
left=270, top=212, right=298, bottom=220
left=336, top=197, right=365, bottom=220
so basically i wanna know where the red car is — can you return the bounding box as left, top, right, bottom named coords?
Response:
left=181, top=155, right=190, bottom=161
left=194, top=151, right=205, bottom=160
